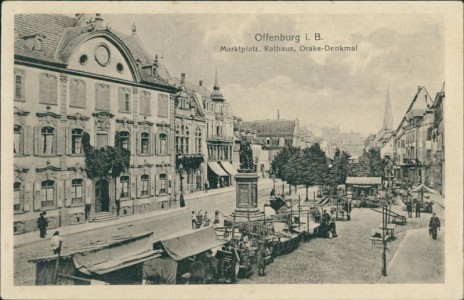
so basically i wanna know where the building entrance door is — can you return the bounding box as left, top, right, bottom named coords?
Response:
left=95, top=179, right=110, bottom=213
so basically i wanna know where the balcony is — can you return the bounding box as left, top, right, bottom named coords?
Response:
left=207, top=135, right=234, bottom=143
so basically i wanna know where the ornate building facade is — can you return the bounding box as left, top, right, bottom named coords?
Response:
left=13, top=14, right=177, bottom=234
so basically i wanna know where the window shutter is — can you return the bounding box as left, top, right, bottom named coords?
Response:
left=49, top=75, right=58, bottom=105
left=130, top=176, right=136, bottom=199
left=136, top=175, right=141, bottom=198
left=136, top=131, right=141, bottom=155
left=168, top=174, right=172, bottom=194
left=23, top=183, right=31, bottom=212
left=56, top=180, right=64, bottom=207
left=155, top=175, right=160, bottom=196
left=33, top=182, right=41, bottom=211
left=39, top=74, right=47, bottom=103
left=56, top=127, right=65, bottom=155
left=65, top=127, right=72, bottom=155
left=33, top=126, right=40, bottom=156
left=24, top=126, right=32, bottom=155
left=150, top=175, right=155, bottom=196
left=85, top=179, right=93, bottom=204
left=70, top=79, right=77, bottom=106
left=104, top=85, right=110, bottom=110
left=118, top=88, right=124, bottom=112
left=167, top=134, right=171, bottom=155
left=114, top=131, right=120, bottom=148
left=64, top=179, right=71, bottom=207
left=150, top=133, right=154, bottom=155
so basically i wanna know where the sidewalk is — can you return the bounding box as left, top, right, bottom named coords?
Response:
left=379, top=227, right=445, bottom=283
left=14, top=178, right=275, bottom=247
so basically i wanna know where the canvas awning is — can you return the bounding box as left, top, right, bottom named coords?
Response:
left=154, top=226, right=228, bottom=261
left=220, top=161, right=238, bottom=176
left=410, top=184, right=437, bottom=194
left=346, top=177, right=382, bottom=185
left=208, top=161, right=228, bottom=177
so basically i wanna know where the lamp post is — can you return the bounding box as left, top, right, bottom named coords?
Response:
left=179, top=163, right=185, bottom=207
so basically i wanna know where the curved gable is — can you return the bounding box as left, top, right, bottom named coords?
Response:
left=63, top=32, right=141, bottom=82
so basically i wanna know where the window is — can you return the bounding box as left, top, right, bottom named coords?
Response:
left=426, top=128, right=433, bottom=141
left=72, top=129, right=83, bottom=154
left=401, top=140, right=405, bottom=148
left=71, top=179, right=84, bottom=204
left=159, top=134, right=167, bottom=155
left=118, top=88, right=131, bottom=113
left=70, top=79, right=86, bottom=108
left=279, top=137, right=285, bottom=147
left=158, top=94, right=169, bottom=117
left=159, top=174, right=167, bottom=194
left=141, top=175, right=149, bottom=196
left=41, top=127, right=55, bottom=155
left=118, top=131, right=130, bottom=150
left=41, top=180, right=55, bottom=208
left=39, top=73, right=58, bottom=105
left=195, top=127, right=202, bottom=154
left=176, top=125, right=189, bottom=154
left=120, top=176, right=129, bottom=198
left=95, top=83, right=110, bottom=111
left=35, top=37, right=44, bottom=51
left=96, top=133, right=108, bottom=148
left=141, top=132, right=149, bottom=154
left=14, top=125, right=23, bottom=155
left=426, top=150, right=432, bottom=161
left=266, top=138, right=271, bottom=146
left=140, top=91, right=151, bottom=116
left=14, top=182, right=21, bottom=211
left=14, top=69, right=25, bottom=101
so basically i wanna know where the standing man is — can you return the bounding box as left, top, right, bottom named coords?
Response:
left=191, top=211, right=196, bottom=229
left=180, top=191, right=185, bottom=208
left=204, top=181, right=208, bottom=193
left=37, top=212, right=48, bottom=238
left=429, top=213, right=441, bottom=240
left=214, top=210, right=221, bottom=225
left=84, top=197, right=91, bottom=222
left=406, top=201, right=412, bottom=218
left=115, top=199, right=121, bottom=217
left=51, top=231, right=63, bottom=255
left=415, top=200, right=421, bottom=218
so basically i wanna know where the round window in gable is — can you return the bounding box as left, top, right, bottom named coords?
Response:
left=116, top=63, right=124, bottom=73
left=79, top=54, right=88, bottom=65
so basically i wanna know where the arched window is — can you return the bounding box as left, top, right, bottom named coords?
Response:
left=279, top=137, right=285, bottom=147
left=41, top=180, right=55, bottom=208
left=71, top=179, right=84, bottom=204
left=41, top=127, right=55, bottom=154
left=141, top=174, right=149, bottom=196
left=266, top=137, right=271, bottom=146
left=72, top=128, right=83, bottom=154
left=141, top=132, right=150, bottom=154
left=159, top=133, right=168, bottom=155
left=120, top=176, right=129, bottom=198
left=118, top=131, right=130, bottom=150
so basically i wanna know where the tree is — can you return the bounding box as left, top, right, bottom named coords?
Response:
left=327, top=148, right=351, bottom=189
left=349, top=147, right=385, bottom=178
left=296, top=143, right=328, bottom=201
left=271, top=147, right=300, bottom=195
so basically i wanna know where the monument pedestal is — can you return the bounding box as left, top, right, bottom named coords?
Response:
left=231, top=172, right=263, bottom=223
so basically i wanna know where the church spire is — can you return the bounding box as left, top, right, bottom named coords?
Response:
left=383, top=86, right=393, bottom=130
left=213, top=69, right=220, bottom=89
left=210, top=69, right=225, bottom=101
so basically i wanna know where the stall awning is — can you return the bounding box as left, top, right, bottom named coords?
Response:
left=155, top=226, right=228, bottom=261
left=346, top=177, right=382, bottom=185
left=220, top=161, right=238, bottom=176
left=208, top=162, right=228, bottom=177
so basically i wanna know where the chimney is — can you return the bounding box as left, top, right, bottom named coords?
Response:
left=199, top=80, right=203, bottom=87
left=75, top=14, right=87, bottom=26
left=417, top=86, right=421, bottom=93
left=180, top=73, right=186, bottom=84
left=94, top=13, right=104, bottom=30
left=131, top=22, right=137, bottom=34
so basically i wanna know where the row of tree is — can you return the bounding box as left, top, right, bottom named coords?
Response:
left=271, top=144, right=389, bottom=200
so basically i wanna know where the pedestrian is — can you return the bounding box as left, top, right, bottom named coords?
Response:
left=84, top=198, right=91, bottom=222
left=429, top=213, right=441, bottom=240
left=191, top=211, right=196, bottom=229
left=406, top=201, right=412, bottom=217
left=214, top=210, right=221, bottom=225
left=115, top=199, right=121, bottom=217
left=415, top=200, right=421, bottom=218
left=204, top=182, right=208, bottom=193
left=257, top=242, right=266, bottom=276
left=51, top=231, right=63, bottom=255
left=204, top=212, right=210, bottom=227
left=37, top=212, right=48, bottom=238
left=180, top=191, right=185, bottom=208
left=270, top=188, right=276, bottom=197
left=197, top=210, right=203, bottom=227
left=330, top=212, right=337, bottom=238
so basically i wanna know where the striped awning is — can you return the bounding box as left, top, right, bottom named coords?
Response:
left=220, top=161, right=238, bottom=176
left=208, top=162, right=228, bottom=177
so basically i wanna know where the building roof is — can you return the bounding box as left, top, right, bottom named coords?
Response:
left=14, top=14, right=171, bottom=87
left=243, top=119, right=297, bottom=138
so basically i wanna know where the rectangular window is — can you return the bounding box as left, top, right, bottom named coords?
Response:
left=141, top=175, right=149, bottom=196
left=118, top=87, right=131, bottom=113
left=159, top=174, right=167, bottom=194
left=158, top=94, right=169, bottom=117
left=70, top=79, right=86, bottom=108
left=14, top=182, right=21, bottom=211
left=14, top=125, right=22, bottom=155
left=426, top=150, right=432, bottom=161
left=159, top=134, right=167, bottom=154
left=39, top=73, right=58, bottom=105
left=118, top=131, right=130, bottom=150
left=120, top=176, right=129, bottom=198
left=41, top=127, right=55, bottom=155
left=41, top=180, right=55, bottom=207
left=71, top=179, right=84, bottom=204
left=15, top=69, right=26, bottom=101
left=140, top=91, right=151, bottom=116
left=96, top=133, right=108, bottom=148
left=95, top=83, right=110, bottom=111
left=72, top=129, right=83, bottom=154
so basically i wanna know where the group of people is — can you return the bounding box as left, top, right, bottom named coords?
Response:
left=406, top=199, right=422, bottom=218
left=322, top=209, right=337, bottom=238
left=191, top=210, right=220, bottom=229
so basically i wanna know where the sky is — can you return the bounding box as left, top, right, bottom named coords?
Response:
left=103, top=14, right=444, bottom=137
